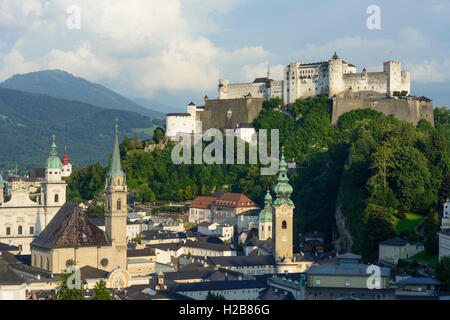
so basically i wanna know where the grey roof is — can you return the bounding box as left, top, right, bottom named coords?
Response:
left=127, top=248, right=155, bottom=258
left=440, top=229, right=450, bottom=236
left=380, top=237, right=410, bottom=246
left=0, top=262, right=25, bottom=285
left=207, top=255, right=276, bottom=267
left=0, top=242, right=19, bottom=252
left=336, top=253, right=361, bottom=260
left=166, top=113, right=191, bottom=117
left=79, top=266, right=109, bottom=280
left=116, top=285, right=194, bottom=300
left=31, top=203, right=109, bottom=249
left=398, top=277, right=441, bottom=285
left=307, top=263, right=390, bottom=277
left=142, top=230, right=187, bottom=241
left=174, top=280, right=266, bottom=292
left=89, top=218, right=105, bottom=227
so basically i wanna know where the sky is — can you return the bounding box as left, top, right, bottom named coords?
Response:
left=0, top=0, right=449, bottom=110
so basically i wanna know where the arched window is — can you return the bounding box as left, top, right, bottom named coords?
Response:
left=54, top=194, right=59, bottom=203
left=40, top=256, right=43, bottom=269
left=268, top=226, right=271, bottom=231
left=117, top=199, right=121, bottom=211
left=18, top=226, right=23, bottom=235
left=282, top=221, right=287, bottom=229
left=46, top=258, right=50, bottom=271
left=261, top=225, right=264, bottom=231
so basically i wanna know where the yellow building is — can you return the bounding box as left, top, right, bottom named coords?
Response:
left=30, top=125, right=129, bottom=274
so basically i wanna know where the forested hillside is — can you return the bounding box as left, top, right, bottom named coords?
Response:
left=65, top=96, right=450, bottom=262
left=0, top=88, right=157, bottom=169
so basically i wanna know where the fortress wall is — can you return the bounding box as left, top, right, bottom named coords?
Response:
left=342, top=72, right=387, bottom=94
left=220, top=83, right=266, bottom=99
left=198, top=98, right=265, bottom=131
left=332, top=97, right=434, bottom=126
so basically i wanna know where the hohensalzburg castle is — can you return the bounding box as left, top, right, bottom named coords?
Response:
left=218, top=52, right=410, bottom=104
left=166, top=52, right=433, bottom=141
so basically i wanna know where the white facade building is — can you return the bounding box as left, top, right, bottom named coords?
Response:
left=0, top=137, right=66, bottom=254
left=218, top=53, right=411, bottom=105
left=442, top=198, right=450, bottom=230
left=439, top=229, right=450, bottom=261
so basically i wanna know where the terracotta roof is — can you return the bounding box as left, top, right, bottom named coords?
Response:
left=189, top=196, right=217, bottom=209
left=31, top=203, right=109, bottom=249
left=212, top=193, right=258, bottom=208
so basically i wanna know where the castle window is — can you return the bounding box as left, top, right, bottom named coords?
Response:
left=30, top=226, right=34, bottom=235
left=6, top=227, right=10, bottom=235
left=18, top=226, right=23, bottom=235
left=282, top=221, right=287, bottom=229
left=55, top=194, right=59, bottom=203
left=117, top=199, right=122, bottom=210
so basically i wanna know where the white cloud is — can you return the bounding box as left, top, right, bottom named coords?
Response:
left=241, top=62, right=285, bottom=82
left=407, top=60, right=450, bottom=83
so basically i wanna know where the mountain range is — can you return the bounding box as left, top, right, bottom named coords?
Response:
left=0, top=87, right=156, bottom=170
left=0, top=70, right=166, bottom=120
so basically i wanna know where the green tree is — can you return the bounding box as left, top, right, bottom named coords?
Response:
left=53, top=262, right=85, bottom=300
left=92, top=280, right=113, bottom=300
left=423, top=209, right=440, bottom=254
left=206, top=291, right=226, bottom=300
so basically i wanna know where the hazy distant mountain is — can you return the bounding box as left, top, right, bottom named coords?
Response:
left=133, top=97, right=181, bottom=113
left=0, top=70, right=165, bottom=119
left=0, top=87, right=156, bottom=169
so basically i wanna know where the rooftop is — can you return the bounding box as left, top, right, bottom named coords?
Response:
left=174, top=280, right=266, bottom=292
left=207, top=255, right=276, bottom=267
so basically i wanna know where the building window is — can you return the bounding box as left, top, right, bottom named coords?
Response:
left=55, top=194, right=59, bottom=203
left=47, top=258, right=50, bottom=271
left=18, top=226, right=23, bottom=235
left=30, top=226, right=34, bottom=235
left=282, top=221, right=287, bottom=229
left=6, top=227, right=11, bottom=235
left=315, top=279, right=321, bottom=285
left=117, top=199, right=121, bottom=210
left=40, top=256, right=43, bottom=269
left=345, top=280, right=351, bottom=287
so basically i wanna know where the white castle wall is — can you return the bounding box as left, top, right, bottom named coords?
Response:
left=218, top=54, right=411, bottom=105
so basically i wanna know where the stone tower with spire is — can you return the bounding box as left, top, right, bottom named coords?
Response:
left=104, top=121, right=128, bottom=268
left=41, top=135, right=66, bottom=225
left=0, top=173, right=4, bottom=205
left=259, top=189, right=273, bottom=241
left=272, top=151, right=295, bottom=262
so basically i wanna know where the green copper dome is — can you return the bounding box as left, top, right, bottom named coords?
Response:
left=259, top=189, right=273, bottom=222
left=273, top=152, right=294, bottom=207
left=45, top=137, right=63, bottom=169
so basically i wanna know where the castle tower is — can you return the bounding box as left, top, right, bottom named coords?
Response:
left=442, top=198, right=450, bottom=230
left=41, top=135, right=66, bottom=225
left=384, top=61, right=402, bottom=96
left=328, top=51, right=344, bottom=97
left=259, top=189, right=273, bottom=241
left=0, top=174, right=4, bottom=205
left=105, top=121, right=128, bottom=254
left=272, top=151, right=295, bottom=262
left=61, top=146, right=72, bottom=178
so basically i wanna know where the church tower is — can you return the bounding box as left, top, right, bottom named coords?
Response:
left=41, top=136, right=66, bottom=225
left=104, top=122, right=128, bottom=253
left=259, top=189, right=273, bottom=241
left=0, top=174, right=4, bottom=205
left=272, top=151, right=295, bottom=262
left=442, top=198, right=450, bottom=230
left=61, top=146, right=72, bottom=177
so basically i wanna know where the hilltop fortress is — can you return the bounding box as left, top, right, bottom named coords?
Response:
left=166, top=53, right=434, bottom=140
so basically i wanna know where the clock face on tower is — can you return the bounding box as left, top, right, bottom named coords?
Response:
left=278, top=204, right=292, bottom=215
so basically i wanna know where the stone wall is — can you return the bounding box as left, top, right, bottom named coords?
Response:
left=198, top=97, right=266, bottom=131
left=331, top=96, right=434, bottom=126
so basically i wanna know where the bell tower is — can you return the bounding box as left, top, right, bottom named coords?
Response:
left=41, top=135, right=66, bottom=225
left=272, top=150, right=295, bottom=262
left=105, top=120, right=128, bottom=251
left=259, top=189, right=273, bottom=241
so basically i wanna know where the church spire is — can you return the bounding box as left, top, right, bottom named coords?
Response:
left=273, top=148, right=294, bottom=207
left=107, top=120, right=125, bottom=187
left=46, top=135, right=63, bottom=169
left=259, top=189, right=273, bottom=223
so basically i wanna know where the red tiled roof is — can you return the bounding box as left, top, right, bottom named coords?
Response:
left=212, top=193, right=259, bottom=208
left=189, top=197, right=217, bottom=209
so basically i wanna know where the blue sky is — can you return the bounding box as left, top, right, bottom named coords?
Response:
left=0, top=0, right=449, bottom=110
